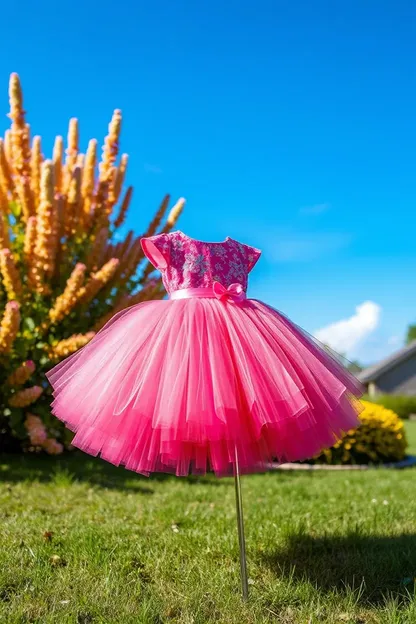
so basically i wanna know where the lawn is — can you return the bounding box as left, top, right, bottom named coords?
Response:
left=1, top=423, right=416, bottom=624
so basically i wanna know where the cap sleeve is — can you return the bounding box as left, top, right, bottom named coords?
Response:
left=140, top=232, right=171, bottom=270
left=242, top=243, right=261, bottom=272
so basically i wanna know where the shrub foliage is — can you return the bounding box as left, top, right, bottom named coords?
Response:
left=0, top=73, right=184, bottom=453
left=315, top=400, right=408, bottom=465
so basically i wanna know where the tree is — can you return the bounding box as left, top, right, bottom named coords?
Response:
left=406, top=324, right=416, bottom=345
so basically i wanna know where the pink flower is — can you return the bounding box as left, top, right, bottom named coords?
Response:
left=25, top=360, right=36, bottom=373
left=29, top=427, right=47, bottom=446
left=43, top=438, right=64, bottom=455
left=24, top=413, right=48, bottom=447
left=25, top=413, right=42, bottom=428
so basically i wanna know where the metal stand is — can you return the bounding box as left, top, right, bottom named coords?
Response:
left=234, top=445, right=249, bottom=600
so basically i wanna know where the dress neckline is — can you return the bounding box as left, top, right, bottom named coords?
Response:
left=176, top=230, right=231, bottom=245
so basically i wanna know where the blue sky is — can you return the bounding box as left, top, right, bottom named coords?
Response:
left=1, top=0, right=415, bottom=365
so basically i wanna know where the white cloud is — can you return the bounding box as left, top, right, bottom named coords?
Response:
left=300, top=203, right=331, bottom=216
left=314, top=301, right=381, bottom=357
left=271, top=231, right=351, bottom=262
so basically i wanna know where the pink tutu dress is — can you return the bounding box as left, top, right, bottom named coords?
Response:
left=46, top=230, right=363, bottom=477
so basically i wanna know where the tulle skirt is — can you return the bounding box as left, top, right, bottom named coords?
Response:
left=46, top=298, right=363, bottom=477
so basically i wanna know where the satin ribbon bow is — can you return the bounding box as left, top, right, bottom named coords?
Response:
left=212, top=281, right=246, bottom=303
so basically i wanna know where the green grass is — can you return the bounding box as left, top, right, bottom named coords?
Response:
left=405, top=420, right=416, bottom=456
left=1, top=423, right=416, bottom=624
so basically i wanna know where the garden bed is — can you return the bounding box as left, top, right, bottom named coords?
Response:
left=270, top=454, right=416, bottom=471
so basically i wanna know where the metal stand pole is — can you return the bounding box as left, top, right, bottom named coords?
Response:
left=234, top=445, right=249, bottom=600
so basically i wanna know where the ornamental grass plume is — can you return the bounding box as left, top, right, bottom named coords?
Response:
left=100, top=109, right=122, bottom=185
left=63, top=118, right=79, bottom=194
left=0, top=139, right=13, bottom=195
left=48, top=263, right=86, bottom=324
left=78, top=258, right=119, bottom=304
left=164, top=197, right=185, bottom=230
left=49, top=332, right=95, bottom=359
left=9, top=385, right=43, bottom=408
left=91, top=175, right=110, bottom=233
left=65, top=166, right=82, bottom=237
left=86, top=227, right=109, bottom=272
left=113, top=153, right=128, bottom=206
left=0, top=72, right=184, bottom=452
left=24, top=216, right=38, bottom=289
left=113, top=186, right=132, bottom=229
left=0, top=300, right=20, bottom=354
left=8, top=73, right=33, bottom=221
left=81, top=139, right=97, bottom=225
left=144, top=194, right=170, bottom=238
left=24, top=215, right=37, bottom=257
left=34, top=160, right=59, bottom=282
left=4, top=130, right=13, bottom=167
left=7, top=360, right=36, bottom=386
left=0, top=204, right=11, bottom=249
left=52, top=136, right=64, bottom=192
left=0, top=250, right=22, bottom=300
left=30, top=136, right=42, bottom=202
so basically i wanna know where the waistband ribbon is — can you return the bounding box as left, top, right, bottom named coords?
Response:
left=169, top=281, right=246, bottom=303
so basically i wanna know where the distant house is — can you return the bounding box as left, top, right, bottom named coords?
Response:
left=358, top=340, right=416, bottom=397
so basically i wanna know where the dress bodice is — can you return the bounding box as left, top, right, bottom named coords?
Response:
left=140, top=230, right=261, bottom=295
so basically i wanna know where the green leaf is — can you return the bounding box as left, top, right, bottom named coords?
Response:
left=9, top=408, right=26, bottom=438
left=3, top=408, right=11, bottom=416
left=13, top=339, right=27, bottom=359
left=9, top=202, right=21, bottom=218
left=406, top=324, right=416, bottom=345
left=24, top=317, right=36, bottom=331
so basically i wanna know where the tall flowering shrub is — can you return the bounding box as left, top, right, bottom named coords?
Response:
left=0, top=73, right=184, bottom=453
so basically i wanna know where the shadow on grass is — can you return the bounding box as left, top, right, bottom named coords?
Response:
left=262, top=531, right=416, bottom=605
left=0, top=450, right=235, bottom=491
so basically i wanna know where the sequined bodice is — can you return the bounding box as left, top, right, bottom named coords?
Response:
left=140, top=230, right=261, bottom=295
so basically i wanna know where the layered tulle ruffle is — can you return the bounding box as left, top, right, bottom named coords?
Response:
left=47, top=298, right=363, bottom=476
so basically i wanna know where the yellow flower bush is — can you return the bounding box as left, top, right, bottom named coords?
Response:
left=0, top=73, right=184, bottom=453
left=315, top=400, right=408, bottom=465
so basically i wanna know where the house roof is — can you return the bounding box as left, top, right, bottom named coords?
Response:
left=357, top=339, right=416, bottom=384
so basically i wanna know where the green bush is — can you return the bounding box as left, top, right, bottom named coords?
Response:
left=363, top=394, right=416, bottom=420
